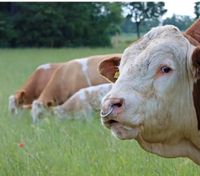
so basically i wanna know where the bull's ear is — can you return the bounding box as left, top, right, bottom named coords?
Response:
left=98, top=56, right=121, bottom=82
left=192, top=46, right=200, bottom=79
left=185, top=19, right=200, bottom=44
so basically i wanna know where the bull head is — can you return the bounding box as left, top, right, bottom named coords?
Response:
left=98, top=22, right=200, bottom=165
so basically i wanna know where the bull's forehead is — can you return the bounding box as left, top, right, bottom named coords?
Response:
left=120, top=25, right=189, bottom=73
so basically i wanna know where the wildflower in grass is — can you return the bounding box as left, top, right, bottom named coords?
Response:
left=18, top=143, right=25, bottom=148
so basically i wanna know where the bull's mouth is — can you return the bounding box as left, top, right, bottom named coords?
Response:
left=103, top=119, right=118, bottom=129
left=102, top=118, right=141, bottom=140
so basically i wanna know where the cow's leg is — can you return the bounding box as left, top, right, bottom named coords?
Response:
left=31, top=100, right=45, bottom=123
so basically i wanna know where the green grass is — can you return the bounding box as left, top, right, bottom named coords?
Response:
left=0, top=46, right=200, bottom=175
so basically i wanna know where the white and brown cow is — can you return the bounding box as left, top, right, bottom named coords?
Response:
left=54, top=83, right=112, bottom=120
left=9, top=63, right=62, bottom=114
left=99, top=20, right=200, bottom=165
left=31, top=54, right=121, bottom=122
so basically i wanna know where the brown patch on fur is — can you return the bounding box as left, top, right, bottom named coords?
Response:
left=37, top=54, right=120, bottom=108
left=13, top=63, right=61, bottom=109
left=192, top=46, right=200, bottom=130
left=98, top=57, right=121, bottom=82
left=185, top=19, right=200, bottom=44
left=192, top=46, right=200, bottom=76
left=193, top=83, right=200, bottom=130
left=183, top=33, right=200, bottom=46
left=15, top=90, right=25, bottom=105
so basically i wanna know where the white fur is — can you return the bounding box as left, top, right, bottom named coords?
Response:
left=37, top=63, right=51, bottom=70
left=8, top=95, right=18, bottom=114
left=53, top=106, right=67, bottom=119
left=78, top=89, right=86, bottom=101
left=54, top=83, right=112, bottom=119
left=76, top=58, right=92, bottom=86
left=101, top=25, right=200, bottom=165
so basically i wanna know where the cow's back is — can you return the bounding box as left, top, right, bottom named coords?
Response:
left=37, top=61, right=89, bottom=105
left=35, top=54, right=121, bottom=107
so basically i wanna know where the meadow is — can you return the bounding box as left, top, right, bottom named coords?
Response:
left=0, top=46, right=200, bottom=176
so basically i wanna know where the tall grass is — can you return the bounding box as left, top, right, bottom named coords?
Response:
left=0, top=47, right=199, bottom=175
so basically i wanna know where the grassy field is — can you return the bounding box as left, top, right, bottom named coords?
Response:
left=0, top=47, right=200, bottom=176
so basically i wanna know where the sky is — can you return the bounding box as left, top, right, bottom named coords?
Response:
left=121, top=0, right=197, bottom=20
left=160, top=0, right=196, bottom=18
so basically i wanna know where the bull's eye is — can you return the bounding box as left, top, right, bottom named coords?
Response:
left=160, top=66, right=172, bottom=73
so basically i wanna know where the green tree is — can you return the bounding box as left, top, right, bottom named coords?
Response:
left=0, top=2, right=18, bottom=47
left=120, top=17, right=160, bottom=34
left=0, top=2, right=122, bottom=47
left=124, top=2, right=167, bottom=38
left=163, top=15, right=194, bottom=31
left=194, top=2, right=200, bottom=19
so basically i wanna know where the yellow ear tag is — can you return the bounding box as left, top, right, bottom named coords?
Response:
left=114, top=71, right=120, bottom=79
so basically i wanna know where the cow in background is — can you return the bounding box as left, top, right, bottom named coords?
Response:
left=9, top=63, right=61, bottom=114
left=31, top=54, right=121, bottom=122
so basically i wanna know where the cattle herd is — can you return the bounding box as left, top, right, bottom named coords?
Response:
left=8, top=20, right=200, bottom=165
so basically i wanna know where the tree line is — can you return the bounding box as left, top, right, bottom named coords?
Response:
left=0, top=2, right=121, bottom=47
left=0, top=2, right=199, bottom=48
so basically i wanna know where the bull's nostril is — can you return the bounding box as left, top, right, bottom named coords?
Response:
left=101, top=97, right=124, bottom=119
left=111, top=98, right=124, bottom=108
left=112, top=102, right=122, bottom=108
left=110, top=98, right=124, bottom=115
